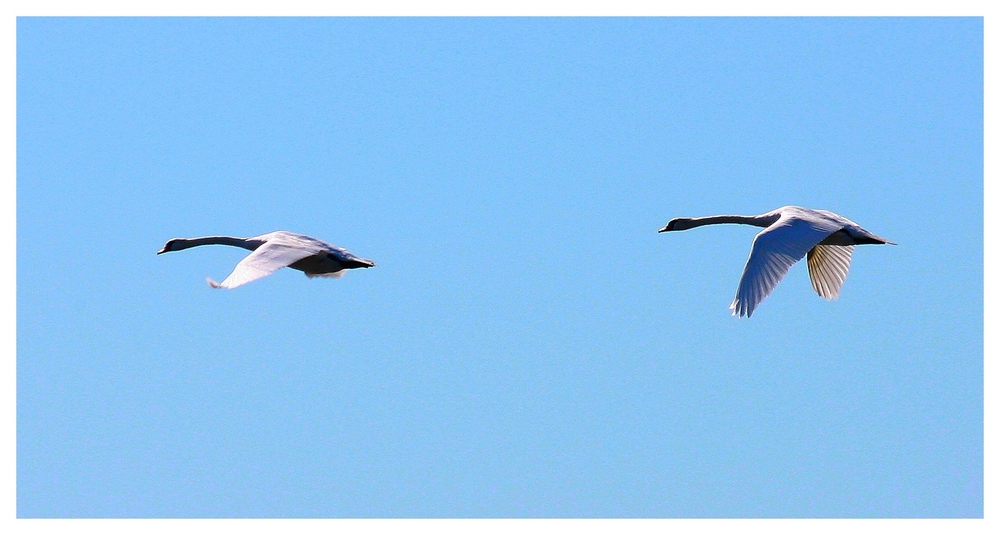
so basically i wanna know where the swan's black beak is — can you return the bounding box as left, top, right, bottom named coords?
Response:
left=157, top=239, right=175, bottom=254
left=658, top=219, right=680, bottom=233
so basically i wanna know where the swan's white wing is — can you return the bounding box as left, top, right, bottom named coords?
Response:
left=254, top=231, right=341, bottom=252
left=806, top=244, right=855, bottom=300
left=305, top=271, right=347, bottom=279
left=730, top=216, right=843, bottom=317
left=208, top=241, right=318, bottom=289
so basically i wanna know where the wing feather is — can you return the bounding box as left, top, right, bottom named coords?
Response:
left=729, top=216, right=843, bottom=317
left=806, top=245, right=854, bottom=299
left=208, top=241, right=319, bottom=289
left=305, top=271, right=346, bottom=279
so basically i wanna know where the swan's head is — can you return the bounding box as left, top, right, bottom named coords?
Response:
left=658, top=218, right=691, bottom=232
left=157, top=239, right=179, bottom=254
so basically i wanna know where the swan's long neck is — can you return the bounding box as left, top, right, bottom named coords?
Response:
left=161, top=236, right=264, bottom=253
left=661, top=214, right=779, bottom=232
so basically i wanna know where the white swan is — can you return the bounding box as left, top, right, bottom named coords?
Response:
left=658, top=206, right=894, bottom=317
left=157, top=231, right=375, bottom=289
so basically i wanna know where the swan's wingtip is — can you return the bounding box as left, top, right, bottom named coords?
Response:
left=728, top=301, right=751, bottom=318
left=206, top=277, right=224, bottom=289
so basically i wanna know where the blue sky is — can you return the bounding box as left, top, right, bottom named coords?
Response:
left=16, top=16, right=982, bottom=518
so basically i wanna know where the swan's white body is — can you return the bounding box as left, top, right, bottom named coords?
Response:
left=659, top=206, right=894, bottom=317
left=157, top=231, right=375, bottom=289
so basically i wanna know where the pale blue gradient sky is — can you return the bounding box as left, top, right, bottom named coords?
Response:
left=17, top=17, right=982, bottom=517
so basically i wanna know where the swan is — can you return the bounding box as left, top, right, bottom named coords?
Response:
left=658, top=206, right=894, bottom=317
left=157, top=231, right=375, bottom=289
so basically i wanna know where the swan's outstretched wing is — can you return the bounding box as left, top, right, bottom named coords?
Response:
left=305, top=271, right=347, bottom=279
left=730, top=216, right=843, bottom=317
left=806, top=244, right=855, bottom=300
left=208, top=240, right=318, bottom=289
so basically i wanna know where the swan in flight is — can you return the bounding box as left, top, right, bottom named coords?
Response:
left=658, top=206, right=894, bottom=317
left=157, top=231, right=375, bottom=289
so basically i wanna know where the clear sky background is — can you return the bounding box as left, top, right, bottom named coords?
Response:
left=16, top=17, right=982, bottom=518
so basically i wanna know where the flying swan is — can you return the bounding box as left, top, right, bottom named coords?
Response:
left=157, top=231, right=375, bottom=289
left=658, top=206, right=894, bottom=317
